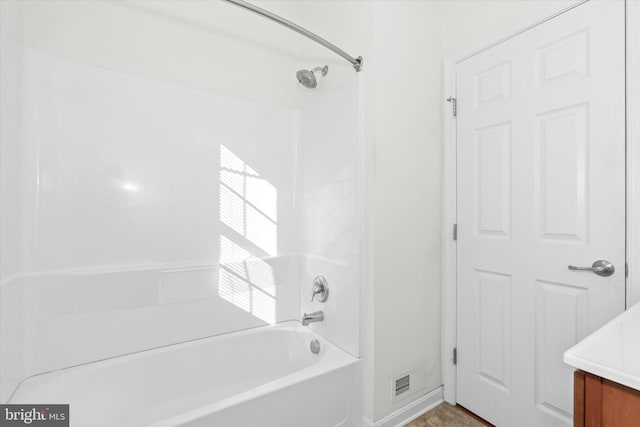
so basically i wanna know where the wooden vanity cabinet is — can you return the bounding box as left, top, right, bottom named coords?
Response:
left=574, top=370, right=640, bottom=427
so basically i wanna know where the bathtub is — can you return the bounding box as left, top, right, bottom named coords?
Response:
left=9, top=322, right=361, bottom=427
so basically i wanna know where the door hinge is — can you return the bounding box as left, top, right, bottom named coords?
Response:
left=453, top=223, right=457, bottom=241
left=453, top=347, right=457, bottom=365
left=447, top=96, right=457, bottom=117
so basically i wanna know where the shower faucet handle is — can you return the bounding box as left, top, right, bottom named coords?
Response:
left=311, top=276, right=329, bottom=303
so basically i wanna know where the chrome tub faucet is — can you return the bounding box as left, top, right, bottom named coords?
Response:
left=302, top=311, right=324, bottom=326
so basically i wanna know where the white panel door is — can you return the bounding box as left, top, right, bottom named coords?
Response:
left=456, top=2, right=625, bottom=426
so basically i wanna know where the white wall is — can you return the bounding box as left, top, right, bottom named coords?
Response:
left=442, top=0, right=578, bottom=57
left=370, top=1, right=444, bottom=420
left=628, top=1, right=640, bottom=307
left=0, top=1, right=23, bottom=281
left=0, top=0, right=26, bottom=401
left=17, top=0, right=303, bottom=108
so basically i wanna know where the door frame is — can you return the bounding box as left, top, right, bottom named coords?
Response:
left=442, top=0, right=640, bottom=405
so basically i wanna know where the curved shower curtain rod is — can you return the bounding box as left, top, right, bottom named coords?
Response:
left=223, top=0, right=363, bottom=72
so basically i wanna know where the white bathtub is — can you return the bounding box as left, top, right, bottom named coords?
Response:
left=9, top=322, right=361, bottom=427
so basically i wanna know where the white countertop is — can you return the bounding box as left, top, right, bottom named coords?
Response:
left=564, top=302, right=640, bottom=391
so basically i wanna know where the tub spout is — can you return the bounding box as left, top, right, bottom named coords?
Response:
left=301, top=311, right=324, bottom=326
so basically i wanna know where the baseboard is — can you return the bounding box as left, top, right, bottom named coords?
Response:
left=361, top=386, right=444, bottom=427
left=361, top=416, right=374, bottom=427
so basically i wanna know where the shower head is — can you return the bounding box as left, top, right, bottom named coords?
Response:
left=296, top=65, right=328, bottom=89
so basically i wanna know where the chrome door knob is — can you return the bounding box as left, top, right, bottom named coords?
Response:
left=568, top=260, right=615, bottom=277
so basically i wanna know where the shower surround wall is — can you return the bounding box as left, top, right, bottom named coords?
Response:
left=299, top=82, right=361, bottom=357
left=0, top=21, right=361, bottom=403
left=19, top=48, right=300, bottom=373
left=0, top=6, right=26, bottom=401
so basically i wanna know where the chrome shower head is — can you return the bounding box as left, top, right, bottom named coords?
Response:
left=296, top=65, right=328, bottom=89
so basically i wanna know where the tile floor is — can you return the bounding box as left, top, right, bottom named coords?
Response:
left=405, top=403, right=492, bottom=427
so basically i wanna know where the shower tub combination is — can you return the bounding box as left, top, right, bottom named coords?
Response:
left=10, top=322, right=361, bottom=427
left=6, top=1, right=363, bottom=426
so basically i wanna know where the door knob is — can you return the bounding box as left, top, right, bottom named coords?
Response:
left=568, top=260, right=615, bottom=277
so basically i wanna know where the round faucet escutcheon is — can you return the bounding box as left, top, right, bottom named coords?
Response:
left=311, top=275, right=329, bottom=302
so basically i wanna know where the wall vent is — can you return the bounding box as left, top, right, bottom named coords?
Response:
left=395, top=374, right=411, bottom=397
left=391, top=362, right=428, bottom=403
